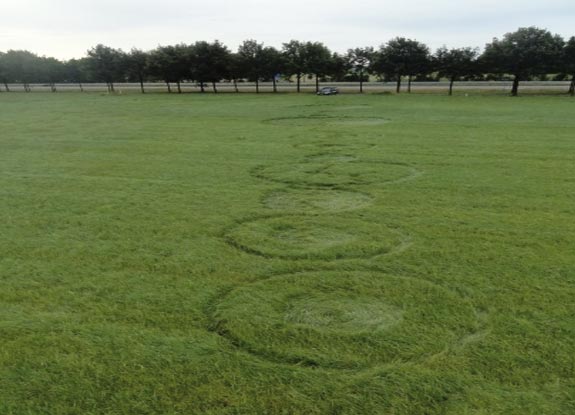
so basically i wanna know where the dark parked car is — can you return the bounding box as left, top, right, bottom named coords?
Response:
left=317, top=87, right=339, bottom=96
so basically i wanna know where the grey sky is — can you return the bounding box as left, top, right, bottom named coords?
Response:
left=1, top=0, right=574, bottom=60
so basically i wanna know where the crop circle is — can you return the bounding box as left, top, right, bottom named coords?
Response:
left=262, top=188, right=373, bottom=212
left=253, top=160, right=415, bottom=187
left=225, top=215, right=405, bottom=260
left=210, top=271, right=478, bottom=368
left=292, top=141, right=377, bottom=152
left=264, top=116, right=387, bottom=127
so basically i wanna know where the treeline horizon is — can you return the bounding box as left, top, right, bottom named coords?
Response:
left=1, top=27, right=574, bottom=96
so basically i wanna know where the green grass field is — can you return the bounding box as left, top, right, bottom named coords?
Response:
left=1, top=92, right=574, bottom=414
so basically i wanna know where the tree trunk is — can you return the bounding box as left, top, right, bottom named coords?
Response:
left=407, top=75, right=412, bottom=93
left=569, top=75, right=575, bottom=96
left=255, top=79, right=259, bottom=94
left=110, top=82, right=115, bottom=93
left=79, top=83, right=84, bottom=92
left=200, top=82, right=205, bottom=93
left=139, top=76, right=145, bottom=94
left=272, top=77, right=277, bottom=93
left=449, top=77, right=455, bottom=96
left=212, top=82, right=217, bottom=93
left=233, top=79, right=239, bottom=93
left=3, top=82, right=9, bottom=92
left=315, top=73, right=319, bottom=93
left=511, top=75, right=520, bottom=96
left=396, top=78, right=401, bottom=93
left=51, top=83, right=57, bottom=93
left=166, top=81, right=172, bottom=93
left=296, top=74, right=301, bottom=93
left=359, top=69, right=363, bottom=93
left=177, top=81, right=182, bottom=94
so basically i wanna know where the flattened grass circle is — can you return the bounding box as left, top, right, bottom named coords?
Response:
left=212, top=271, right=477, bottom=368
left=253, top=160, right=414, bottom=187
left=292, top=141, right=377, bottom=152
left=262, top=188, right=373, bottom=212
left=304, top=153, right=358, bottom=163
left=264, top=116, right=387, bottom=127
left=225, top=216, right=405, bottom=260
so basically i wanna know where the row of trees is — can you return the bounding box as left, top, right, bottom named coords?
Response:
left=1, top=27, right=574, bottom=96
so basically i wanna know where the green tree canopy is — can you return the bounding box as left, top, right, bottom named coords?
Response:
left=374, top=38, right=431, bottom=93
left=125, top=48, right=149, bottom=93
left=435, top=47, right=479, bottom=95
left=190, top=41, right=231, bottom=93
left=347, top=47, right=374, bottom=92
left=0, top=50, right=44, bottom=91
left=237, top=40, right=266, bottom=93
left=563, top=37, right=575, bottom=96
left=282, top=40, right=307, bottom=92
left=329, top=52, right=350, bottom=82
left=86, top=44, right=126, bottom=92
left=481, top=27, right=564, bottom=96
left=303, top=41, right=332, bottom=93
left=260, top=46, right=284, bottom=92
left=65, top=58, right=91, bottom=90
left=147, top=44, right=190, bottom=93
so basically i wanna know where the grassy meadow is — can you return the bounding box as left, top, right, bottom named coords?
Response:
left=0, top=92, right=574, bottom=414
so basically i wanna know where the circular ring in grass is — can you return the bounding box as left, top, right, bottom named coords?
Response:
left=262, top=188, right=374, bottom=213
left=264, top=116, right=388, bottom=127
left=253, top=160, right=415, bottom=187
left=304, top=153, right=358, bottom=163
left=210, top=271, right=478, bottom=369
left=225, top=215, right=406, bottom=260
left=292, top=141, right=377, bottom=152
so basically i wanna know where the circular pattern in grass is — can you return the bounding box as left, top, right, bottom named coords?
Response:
left=264, top=116, right=387, bottom=127
left=210, top=271, right=477, bottom=368
left=262, top=188, right=373, bottom=212
left=253, top=160, right=415, bottom=187
left=225, top=216, right=405, bottom=260
left=305, top=153, right=358, bottom=163
left=293, top=141, right=376, bottom=152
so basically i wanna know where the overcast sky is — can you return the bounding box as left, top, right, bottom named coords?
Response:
left=1, top=0, right=574, bottom=60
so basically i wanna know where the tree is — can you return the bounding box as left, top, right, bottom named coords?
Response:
left=563, top=37, right=575, bottom=96
left=374, top=38, right=431, bottom=93
left=86, top=44, right=126, bottom=92
left=226, top=53, right=244, bottom=92
left=435, top=47, right=479, bottom=95
left=304, top=42, right=332, bottom=93
left=329, top=52, right=350, bottom=82
left=125, top=48, right=149, bottom=93
left=190, top=41, right=231, bottom=93
left=481, top=27, right=564, bottom=96
left=147, top=45, right=190, bottom=93
left=260, top=46, right=283, bottom=93
left=36, top=57, right=66, bottom=92
left=0, top=50, right=42, bottom=92
left=347, top=47, right=374, bottom=93
left=237, top=40, right=266, bottom=93
left=46, top=57, right=64, bottom=92
left=282, top=40, right=306, bottom=92
left=65, top=58, right=90, bottom=92
left=0, top=52, right=9, bottom=91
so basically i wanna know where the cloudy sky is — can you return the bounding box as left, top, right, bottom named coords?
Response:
left=1, top=0, right=574, bottom=60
